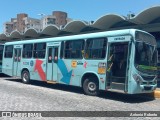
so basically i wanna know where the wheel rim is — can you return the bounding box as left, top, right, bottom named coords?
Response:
left=88, top=82, right=96, bottom=91
left=23, top=72, right=28, bottom=82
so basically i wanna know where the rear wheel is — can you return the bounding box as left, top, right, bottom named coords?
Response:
left=83, top=78, right=99, bottom=96
left=21, top=70, right=30, bottom=84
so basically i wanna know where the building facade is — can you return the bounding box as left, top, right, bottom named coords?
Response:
left=41, top=15, right=56, bottom=29
left=52, top=11, right=67, bottom=27
left=4, top=13, right=41, bottom=34
left=23, top=17, right=41, bottom=32
left=3, top=11, right=69, bottom=34
left=41, top=11, right=68, bottom=29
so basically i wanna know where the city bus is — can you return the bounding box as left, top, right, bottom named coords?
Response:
left=0, top=44, right=4, bottom=73
left=2, top=29, right=158, bottom=96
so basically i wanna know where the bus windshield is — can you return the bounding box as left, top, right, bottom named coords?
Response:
left=0, top=45, right=4, bottom=65
left=135, top=42, right=157, bottom=74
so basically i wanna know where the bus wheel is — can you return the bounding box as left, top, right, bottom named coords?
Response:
left=22, top=70, right=30, bottom=84
left=83, top=78, right=99, bottom=96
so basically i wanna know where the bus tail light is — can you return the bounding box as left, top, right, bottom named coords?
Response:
left=98, top=62, right=106, bottom=74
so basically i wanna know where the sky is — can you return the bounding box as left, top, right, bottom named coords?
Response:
left=0, top=0, right=160, bottom=33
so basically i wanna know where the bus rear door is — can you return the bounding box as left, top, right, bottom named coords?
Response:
left=46, top=42, right=60, bottom=82
left=13, top=45, right=22, bottom=77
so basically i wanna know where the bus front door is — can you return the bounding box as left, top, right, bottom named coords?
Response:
left=13, top=48, right=21, bottom=77
left=106, top=42, right=129, bottom=93
left=46, top=46, right=59, bottom=82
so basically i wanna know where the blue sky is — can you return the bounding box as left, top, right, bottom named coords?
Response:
left=0, top=0, right=160, bottom=33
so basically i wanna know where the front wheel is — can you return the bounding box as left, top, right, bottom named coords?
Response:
left=21, top=70, right=30, bottom=84
left=83, top=78, right=99, bottom=96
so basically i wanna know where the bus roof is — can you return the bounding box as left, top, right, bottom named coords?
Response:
left=4, top=29, right=153, bottom=45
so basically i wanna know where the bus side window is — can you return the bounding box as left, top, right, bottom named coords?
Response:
left=33, top=43, right=46, bottom=59
left=64, top=40, right=84, bottom=59
left=4, top=45, right=13, bottom=58
left=22, top=44, right=33, bottom=58
left=85, top=38, right=107, bottom=59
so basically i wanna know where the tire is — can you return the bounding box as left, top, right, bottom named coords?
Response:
left=83, top=77, right=99, bottom=96
left=21, top=70, right=30, bottom=84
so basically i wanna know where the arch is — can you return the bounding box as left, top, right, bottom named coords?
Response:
left=0, top=33, right=9, bottom=41
left=24, top=28, right=39, bottom=38
left=132, top=6, right=160, bottom=24
left=92, top=14, right=126, bottom=29
left=63, top=20, right=88, bottom=33
left=41, top=25, right=60, bottom=37
left=10, top=30, right=22, bottom=39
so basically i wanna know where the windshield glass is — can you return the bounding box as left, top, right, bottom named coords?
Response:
left=0, top=45, right=4, bottom=65
left=135, top=42, right=157, bottom=74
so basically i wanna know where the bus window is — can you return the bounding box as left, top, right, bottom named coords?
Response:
left=48, top=48, right=52, bottom=63
left=0, top=45, right=4, bottom=66
left=33, top=43, right=46, bottom=59
left=22, top=44, right=33, bottom=58
left=54, top=48, right=58, bottom=63
left=4, top=45, right=13, bottom=58
left=85, top=38, right=107, bottom=59
left=64, top=40, right=84, bottom=59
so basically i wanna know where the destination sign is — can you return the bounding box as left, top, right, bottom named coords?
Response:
left=108, top=36, right=131, bottom=41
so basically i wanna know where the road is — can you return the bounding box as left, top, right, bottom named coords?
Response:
left=0, top=74, right=160, bottom=120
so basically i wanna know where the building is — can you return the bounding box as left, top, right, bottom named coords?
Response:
left=23, top=17, right=41, bottom=32
left=52, top=11, right=67, bottom=27
left=3, top=11, right=70, bottom=34
left=16, top=13, right=28, bottom=33
left=3, top=22, right=14, bottom=35
left=3, top=18, right=17, bottom=35
left=3, top=13, right=41, bottom=34
left=41, top=11, right=68, bottom=29
left=41, top=15, right=56, bottom=29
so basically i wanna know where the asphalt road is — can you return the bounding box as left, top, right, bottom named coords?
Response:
left=0, top=74, right=160, bottom=120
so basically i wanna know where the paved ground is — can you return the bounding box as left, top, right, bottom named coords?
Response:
left=0, top=74, right=160, bottom=120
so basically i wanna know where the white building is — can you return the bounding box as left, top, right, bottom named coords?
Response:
left=41, top=15, right=56, bottom=29
left=23, top=17, right=41, bottom=32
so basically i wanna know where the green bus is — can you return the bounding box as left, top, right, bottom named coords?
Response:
left=2, top=29, right=158, bottom=96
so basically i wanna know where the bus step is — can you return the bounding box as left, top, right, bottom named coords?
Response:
left=110, top=82, right=125, bottom=90
left=107, top=89, right=124, bottom=93
left=46, top=81, right=57, bottom=84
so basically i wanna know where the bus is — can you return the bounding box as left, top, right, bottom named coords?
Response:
left=0, top=44, right=4, bottom=73
left=2, top=29, right=158, bottom=96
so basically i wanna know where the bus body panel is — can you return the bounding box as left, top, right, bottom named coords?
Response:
left=2, top=29, right=157, bottom=95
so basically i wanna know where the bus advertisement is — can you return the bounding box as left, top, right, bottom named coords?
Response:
left=2, top=29, right=158, bottom=96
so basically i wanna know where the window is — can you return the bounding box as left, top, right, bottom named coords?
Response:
left=85, top=38, right=107, bottom=59
left=0, top=45, right=4, bottom=65
left=64, top=40, right=84, bottom=59
left=33, top=43, right=46, bottom=58
left=22, top=44, right=33, bottom=58
left=4, top=45, right=13, bottom=58
left=60, top=41, right=64, bottom=58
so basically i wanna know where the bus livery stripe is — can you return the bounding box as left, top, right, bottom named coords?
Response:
left=34, top=59, right=46, bottom=81
left=57, top=59, right=72, bottom=84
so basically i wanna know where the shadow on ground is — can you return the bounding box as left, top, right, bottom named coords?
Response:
left=2, top=77, right=155, bottom=103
